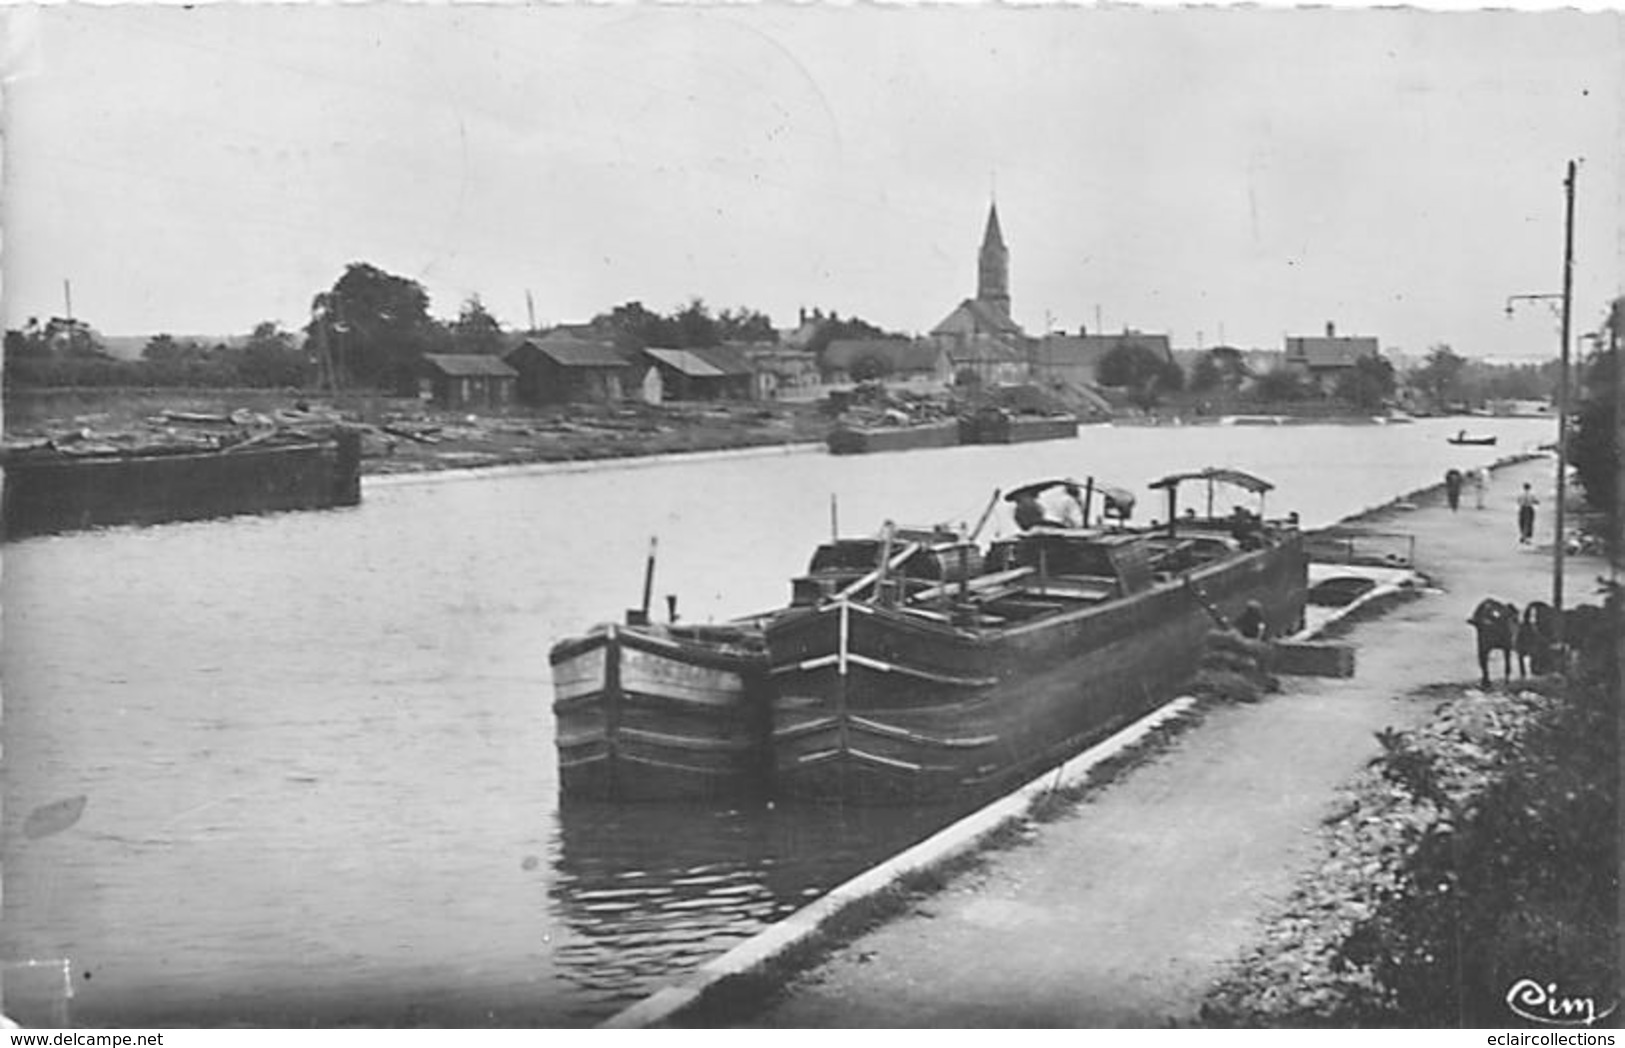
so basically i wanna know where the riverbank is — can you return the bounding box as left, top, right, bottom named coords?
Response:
left=0, top=388, right=834, bottom=475
left=607, top=455, right=1611, bottom=1027
left=3, top=387, right=1472, bottom=479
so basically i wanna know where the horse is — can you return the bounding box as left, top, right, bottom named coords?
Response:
left=1467, top=598, right=1520, bottom=687
left=1516, top=601, right=1561, bottom=676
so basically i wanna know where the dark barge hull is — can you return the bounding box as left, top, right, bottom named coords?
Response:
left=961, top=414, right=1079, bottom=445
left=1, top=431, right=362, bottom=540
left=550, top=621, right=770, bottom=801
left=765, top=534, right=1308, bottom=804
left=827, top=421, right=962, bottom=456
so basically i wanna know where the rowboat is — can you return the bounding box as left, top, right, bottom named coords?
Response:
left=1447, top=431, right=1497, bottom=446
left=764, top=468, right=1308, bottom=805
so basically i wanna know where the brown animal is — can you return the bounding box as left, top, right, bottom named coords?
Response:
left=1468, top=598, right=1520, bottom=687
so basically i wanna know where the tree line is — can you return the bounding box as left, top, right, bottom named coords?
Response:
left=2, top=261, right=794, bottom=392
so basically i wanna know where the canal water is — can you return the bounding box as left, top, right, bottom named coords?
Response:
left=1, top=417, right=1551, bottom=1026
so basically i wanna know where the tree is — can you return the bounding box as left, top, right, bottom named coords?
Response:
left=850, top=353, right=892, bottom=382
left=142, top=334, right=208, bottom=365
left=1411, top=344, right=1467, bottom=412
left=716, top=306, right=778, bottom=344
left=1191, top=356, right=1223, bottom=393
left=239, top=321, right=310, bottom=387
left=307, top=262, right=441, bottom=390
left=1568, top=297, right=1622, bottom=514
left=804, top=312, right=895, bottom=358
left=1096, top=342, right=1182, bottom=410
left=449, top=296, right=505, bottom=356
left=1253, top=368, right=1309, bottom=403
left=1335, top=353, right=1397, bottom=411
left=673, top=297, right=721, bottom=348
left=594, top=300, right=678, bottom=351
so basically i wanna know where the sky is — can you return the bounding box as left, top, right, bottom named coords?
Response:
left=2, top=2, right=1622, bottom=361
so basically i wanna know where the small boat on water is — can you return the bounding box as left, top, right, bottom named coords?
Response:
left=764, top=468, right=1308, bottom=805
left=1447, top=431, right=1497, bottom=446
left=550, top=524, right=983, bottom=801
left=0, top=428, right=362, bottom=541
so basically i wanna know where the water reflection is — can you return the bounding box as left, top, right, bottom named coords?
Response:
left=548, top=797, right=968, bottom=1014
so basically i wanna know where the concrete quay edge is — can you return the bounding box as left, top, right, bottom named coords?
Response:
left=599, top=695, right=1200, bottom=1029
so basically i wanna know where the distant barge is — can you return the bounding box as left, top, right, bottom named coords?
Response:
left=959, top=407, right=1079, bottom=445
left=1, top=429, right=362, bottom=540
left=826, top=419, right=962, bottom=455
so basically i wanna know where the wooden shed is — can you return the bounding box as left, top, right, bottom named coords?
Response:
left=417, top=354, right=517, bottom=409
left=504, top=337, right=630, bottom=405
left=643, top=345, right=755, bottom=401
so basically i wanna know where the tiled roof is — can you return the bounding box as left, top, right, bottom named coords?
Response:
left=931, top=297, right=1026, bottom=338
left=690, top=344, right=755, bottom=376
left=944, top=333, right=1026, bottom=364
left=1284, top=336, right=1380, bottom=369
left=645, top=347, right=729, bottom=377
left=421, top=354, right=517, bottom=377
left=508, top=338, right=627, bottom=368
left=1034, top=333, right=1173, bottom=366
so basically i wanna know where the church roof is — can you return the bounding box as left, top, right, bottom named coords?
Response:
left=931, top=297, right=1025, bottom=339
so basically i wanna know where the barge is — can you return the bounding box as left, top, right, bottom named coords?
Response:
left=0, top=429, right=362, bottom=540
left=764, top=469, right=1308, bottom=805
left=826, top=419, right=962, bottom=455
left=550, top=525, right=980, bottom=801
left=959, top=406, right=1079, bottom=445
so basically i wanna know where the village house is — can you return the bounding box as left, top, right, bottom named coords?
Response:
left=941, top=333, right=1028, bottom=387
left=417, top=353, right=518, bottom=409
left=1032, top=329, right=1175, bottom=389
left=1283, top=322, right=1381, bottom=395
left=742, top=344, right=823, bottom=401
left=820, top=338, right=953, bottom=390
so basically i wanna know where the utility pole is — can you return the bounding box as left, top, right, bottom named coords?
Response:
left=526, top=290, right=537, bottom=334
left=1554, top=160, right=1576, bottom=640
left=63, top=279, right=73, bottom=321
left=1503, top=160, right=1579, bottom=643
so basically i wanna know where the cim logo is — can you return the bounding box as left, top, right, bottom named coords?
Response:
left=1506, top=979, right=1618, bottom=1027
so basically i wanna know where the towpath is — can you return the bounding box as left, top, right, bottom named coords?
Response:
left=737, top=455, right=1603, bottom=1027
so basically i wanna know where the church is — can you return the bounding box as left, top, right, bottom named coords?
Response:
left=928, top=203, right=1032, bottom=386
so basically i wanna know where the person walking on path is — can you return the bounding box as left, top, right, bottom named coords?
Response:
left=1517, top=482, right=1540, bottom=544
left=1472, top=467, right=1488, bottom=510
left=1445, top=468, right=1463, bottom=512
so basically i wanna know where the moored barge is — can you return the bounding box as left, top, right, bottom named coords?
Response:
left=826, top=419, right=962, bottom=456
left=0, top=429, right=362, bottom=541
left=550, top=524, right=981, bottom=801
left=764, top=469, right=1308, bottom=805
left=959, top=406, right=1079, bottom=445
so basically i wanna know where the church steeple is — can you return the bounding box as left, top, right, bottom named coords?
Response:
left=977, top=201, right=1011, bottom=319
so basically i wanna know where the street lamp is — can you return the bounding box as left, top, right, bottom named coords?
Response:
left=1502, top=160, right=1578, bottom=648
